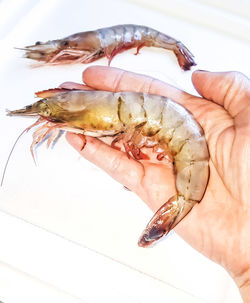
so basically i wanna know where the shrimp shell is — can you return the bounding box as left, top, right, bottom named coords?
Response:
left=7, top=89, right=209, bottom=247
left=22, top=24, right=196, bottom=70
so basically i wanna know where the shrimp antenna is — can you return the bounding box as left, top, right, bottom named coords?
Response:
left=0, top=128, right=28, bottom=187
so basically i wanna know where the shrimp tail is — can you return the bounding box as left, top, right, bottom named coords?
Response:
left=174, top=42, right=196, bottom=71
left=138, top=195, right=196, bottom=247
left=154, top=33, right=196, bottom=70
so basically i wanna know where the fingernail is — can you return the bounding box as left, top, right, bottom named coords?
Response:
left=59, top=82, right=75, bottom=88
left=196, top=69, right=209, bottom=72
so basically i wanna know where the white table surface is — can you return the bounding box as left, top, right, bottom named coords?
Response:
left=0, top=0, right=249, bottom=302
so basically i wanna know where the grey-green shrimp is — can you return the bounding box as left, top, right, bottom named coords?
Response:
left=7, top=88, right=209, bottom=247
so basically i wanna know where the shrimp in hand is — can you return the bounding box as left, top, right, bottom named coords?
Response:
left=7, top=86, right=209, bottom=247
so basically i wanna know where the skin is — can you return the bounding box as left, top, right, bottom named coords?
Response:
left=62, top=66, right=250, bottom=302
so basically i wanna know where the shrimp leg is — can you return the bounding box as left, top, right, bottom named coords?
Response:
left=138, top=196, right=196, bottom=246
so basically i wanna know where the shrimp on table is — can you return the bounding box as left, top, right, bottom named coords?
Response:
left=7, top=88, right=209, bottom=246
left=21, top=24, right=196, bottom=70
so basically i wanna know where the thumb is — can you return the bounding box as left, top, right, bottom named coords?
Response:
left=192, top=71, right=250, bottom=118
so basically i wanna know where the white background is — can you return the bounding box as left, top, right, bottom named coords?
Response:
left=0, top=0, right=249, bottom=302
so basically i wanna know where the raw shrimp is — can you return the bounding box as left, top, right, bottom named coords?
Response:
left=7, top=88, right=209, bottom=246
left=21, top=24, right=196, bottom=70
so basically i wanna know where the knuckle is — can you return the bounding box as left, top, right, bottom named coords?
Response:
left=140, top=78, right=155, bottom=94
left=109, top=153, right=124, bottom=173
left=225, top=71, right=247, bottom=87
left=113, top=71, right=126, bottom=91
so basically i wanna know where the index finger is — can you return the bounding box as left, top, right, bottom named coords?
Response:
left=83, top=66, right=190, bottom=104
left=82, top=66, right=220, bottom=137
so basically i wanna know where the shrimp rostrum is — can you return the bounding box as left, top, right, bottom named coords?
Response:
left=21, top=24, right=196, bottom=70
left=7, top=89, right=209, bottom=247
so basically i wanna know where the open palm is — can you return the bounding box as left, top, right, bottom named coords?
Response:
left=64, top=67, right=250, bottom=290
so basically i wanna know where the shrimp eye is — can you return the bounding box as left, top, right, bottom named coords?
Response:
left=35, top=41, right=42, bottom=45
left=62, top=41, right=69, bottom=46
left=43, top=108, right=51, bottom=116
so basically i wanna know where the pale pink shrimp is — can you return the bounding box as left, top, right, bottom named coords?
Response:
left=21, top=24, right=196, bottom=70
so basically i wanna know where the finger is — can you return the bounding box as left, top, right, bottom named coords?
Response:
left=192, top=71, right=250, bottom=118
left=82, top=66, right=190, bottom=103
left=66, top=132, right=144, bottom=192
left=59, top=82, right=93, bottom=90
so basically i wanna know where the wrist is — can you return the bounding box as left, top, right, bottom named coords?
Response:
left=233, top=268, right=250, bottom=303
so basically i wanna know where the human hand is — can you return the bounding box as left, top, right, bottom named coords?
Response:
left=64, top=66, right=250, bottom=301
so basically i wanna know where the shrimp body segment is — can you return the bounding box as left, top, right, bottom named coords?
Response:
left=8, top=89, right=209, bottom=246
left=22, top=24, right=196, bottom=70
